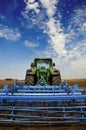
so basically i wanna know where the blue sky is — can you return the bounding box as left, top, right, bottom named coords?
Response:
left=0, top=0, right=86, bottom=79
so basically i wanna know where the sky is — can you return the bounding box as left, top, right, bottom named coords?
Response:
left=0, top=0, right=86, bottom=79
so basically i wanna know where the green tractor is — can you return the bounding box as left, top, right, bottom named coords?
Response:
left=25, top=58, right=61, bottom=86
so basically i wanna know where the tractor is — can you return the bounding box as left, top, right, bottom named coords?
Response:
left=25, top=58, right=61, bottom=86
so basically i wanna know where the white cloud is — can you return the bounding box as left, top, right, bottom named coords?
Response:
left=82, top=22, right=86, bottom=31
left=22, top=0, right=47, bottom=29
left=24, top=0, right=40, bottom=14
left=40, top=0, right=57, bottom=17
left=24, top=40, right=39, bottom=48
left=46, top=18, right=67, bottom=56
left=67, top=6, right=86, bottom=41
left=66, top=6, right=86, bottom=59
left=40, top=0, right=67, bottom=57
left=0, top=24, right=21, bottom=41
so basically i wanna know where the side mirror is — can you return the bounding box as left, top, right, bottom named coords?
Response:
left=53, top=63, right=55, bottom=66
left=31, top=63, right=34, bottom=67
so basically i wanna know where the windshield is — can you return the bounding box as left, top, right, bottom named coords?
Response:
left=36, top=60, right=51, bottom=69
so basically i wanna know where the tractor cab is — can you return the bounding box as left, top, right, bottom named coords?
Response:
left=31, top=58, right=54, bottom=69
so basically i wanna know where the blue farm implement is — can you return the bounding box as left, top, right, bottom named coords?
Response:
left=0, top=78, right=86, bottom=124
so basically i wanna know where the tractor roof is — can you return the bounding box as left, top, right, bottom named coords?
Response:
left=34, top=58, right=52, bottom=60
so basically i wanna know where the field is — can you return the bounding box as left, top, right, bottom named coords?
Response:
left=64, top=79, right=86, bottom=88
left=0, top=79, right=86, bottom=88
left=0, top=79, right=24, bottom=88
left=0, top=79, right=86, bottom=130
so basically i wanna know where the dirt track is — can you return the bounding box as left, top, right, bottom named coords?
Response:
left=0, top=124, right=86, bottom=130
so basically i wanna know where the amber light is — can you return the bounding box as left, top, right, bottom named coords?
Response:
left=52, top=68, right=56, bottom=71
left=31, top=67, right=35, bottom=71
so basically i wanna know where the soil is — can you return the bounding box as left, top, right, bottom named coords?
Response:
left=0, top=124, right=86, bottom=130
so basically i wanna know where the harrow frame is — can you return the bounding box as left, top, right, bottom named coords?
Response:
left=0, top=78, right=86, bottom=124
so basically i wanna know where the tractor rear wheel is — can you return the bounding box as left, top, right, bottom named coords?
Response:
left=51, top=70, right=61, bottom=86
left=25, top=70, right=35, bottom=86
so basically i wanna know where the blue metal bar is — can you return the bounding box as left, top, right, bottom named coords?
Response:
left=0, top=95, right=86, bottom=100
left=0, top=80, right=86, bottom=124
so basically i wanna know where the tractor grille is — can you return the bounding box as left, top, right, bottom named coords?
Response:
left=40, top=72, right=47, bottom=77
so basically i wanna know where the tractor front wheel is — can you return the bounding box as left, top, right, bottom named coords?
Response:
left=25, top=70, right=35, bottom=86
left=51, top=70, right=61, bottom=86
